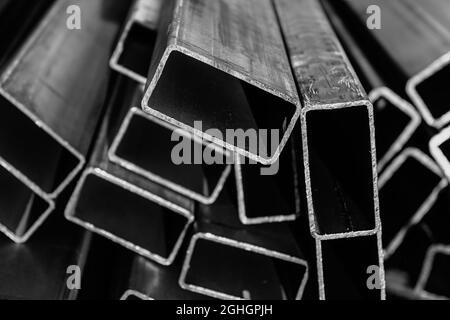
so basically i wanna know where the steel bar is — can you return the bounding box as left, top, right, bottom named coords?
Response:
left=0, top=213, right=91, bottom=300
left=0, top=160, right=54, bottom=243
left=415, top=244, right=450, bottom=299
left=108, top=107, right=232, bottom=205
left=322, top=0, right=421, bottom=172
left=275, top=0, right=380, bottom=240
left=110, top=0, right=163, bottom=84
left=180, top=222, right=308, bottom=300
left=341, top=0, right=450, bottom=129
left=0, top=0, right=130, bottom=200
left=234, top=133, right=300, bottom=224
left=121, top=256, right=210, bottom=300
left=65, top=76, right=195, bottom=266
left=378, top=148, right=447, bottom=258
left=141, top=0, right=301, bottom=165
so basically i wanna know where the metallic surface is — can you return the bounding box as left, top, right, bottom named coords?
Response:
left=0, top=214, right=91, bottom=300
left=141, top=0, right=301, bottom=165
left=275, top=0, right=380, bottom=240
left=110, top=0, right=163, bottom=84
left=109, top=106, right=232, bottom=205
left=65, top=76, right=195, bottom=266
left=0, top=0, right=130, bottom=199
left=379, top=148, right=447, bottom=258
left=234, top=136, right=300, bottom=224
left=179, top=222, right=309, bottom=300
left=322, top=0, right=420, bottom=172
left=342, top=0, right=450, bottom=129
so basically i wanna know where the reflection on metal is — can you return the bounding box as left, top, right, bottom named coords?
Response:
left=379, top=148, right=448, bottom=258
left=342, top=0, right=450, bottom=129
left=120, top=256, right=209, bottom=300
left=110, top=0, right=163, bottom=84
left=109, top=107, right=231, bottom=205
left=274, top=0, right=380, bottom=239
left=65, top=77, right=194, bottom=266
left=141, top=0, right=301, bottom=165
left=322, top=0, right=420, bottom=172
left=0, top=161, right=54, bottom=243
left=415, top=244, right=450, bottom=300
left=430, top=126, right=450, bottom=181
left=179, top=223, right=309, bottom=300
left=0, top=0, right=129, bottom=199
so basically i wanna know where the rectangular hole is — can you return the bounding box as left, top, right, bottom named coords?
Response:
left=0, top=165, right=51, bottom=238
left=416, top=64, right=450, bottom=120
left=0, top=95, right=80, bottom=194
left=380, top=157, right=441, bottom=245
left=321, top=236, right=381, bottom=300
left=239, top=141, right=297, bottom=220
left=185, top=238, right=306, bottom=300
left=72, top=174, right=189, bottom=260
left=306, top=106, right=375, bottom=235
left=117, top=22, right=158, bottom=78
left=373, top=97, right=411, bottom=161
left=147, top=51, right=296, bottom=161
left=114, top=113, right=228, bottom=198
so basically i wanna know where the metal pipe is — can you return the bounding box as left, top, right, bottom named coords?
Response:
left=110, top=0, right=163, bottom=84
left=65, top=76, right=195, bottom=266
left=378, top=148, right=447, bottom=258
left=341, top=0, right=450, bottom=129
left=0, top=0, right=131, bottom=199
left=179, top=221, right=309, bottom=300
left=141, top=0, right=301, bottom=165
left=234, top=134, right=300, bottom=224
left=108, top=106, right=232, bottom=205
left=0, top=160, right=54, bottom=243
left=0, top=214, right=91, bottom=299
left=274, top=0, right=380, bottom=239
left=430, top=126, right=450, bottom=181
left=322, top=0, right=421, bottom=172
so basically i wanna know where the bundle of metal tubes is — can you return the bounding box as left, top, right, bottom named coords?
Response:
left=0, top=0, right=448, bottom=301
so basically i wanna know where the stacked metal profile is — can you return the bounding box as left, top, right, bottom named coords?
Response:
left=1, top=0, right=449, bottom=300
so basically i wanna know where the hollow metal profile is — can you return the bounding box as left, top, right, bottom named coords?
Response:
left=109, top=106, right=232, bottom=205
left=0, top=160, right=55, bottom=243
left=341, top=0, right=450, bottom=129
left=0, top=0, right=130, bottom=200
left=378, top=148, right=447, bottom=258
left=179, top=222, right=309, bottom=300
left=110, top=0, right=163, bottom=84
left=141, top=0, right=301, bottom=165
left=415, top=244, right=450, bottom=300
left=65, top=77, right=195, bottom=266
left=234, top=135, right=300, bottom=225
left=322, top=0, right=421, bottom=172
left=120, top=256, right=209, bottom=300
left=274, top=0, right=380, bottom=240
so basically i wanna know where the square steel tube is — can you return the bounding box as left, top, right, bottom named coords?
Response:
left=141, top=0, right=301, bottom=165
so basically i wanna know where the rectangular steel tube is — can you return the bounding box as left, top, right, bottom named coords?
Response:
left=141, top=0, right=301, bottom=165
left=0, top=0, right=130, bottom=199
left=274, top=0, right=380, bottom=239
